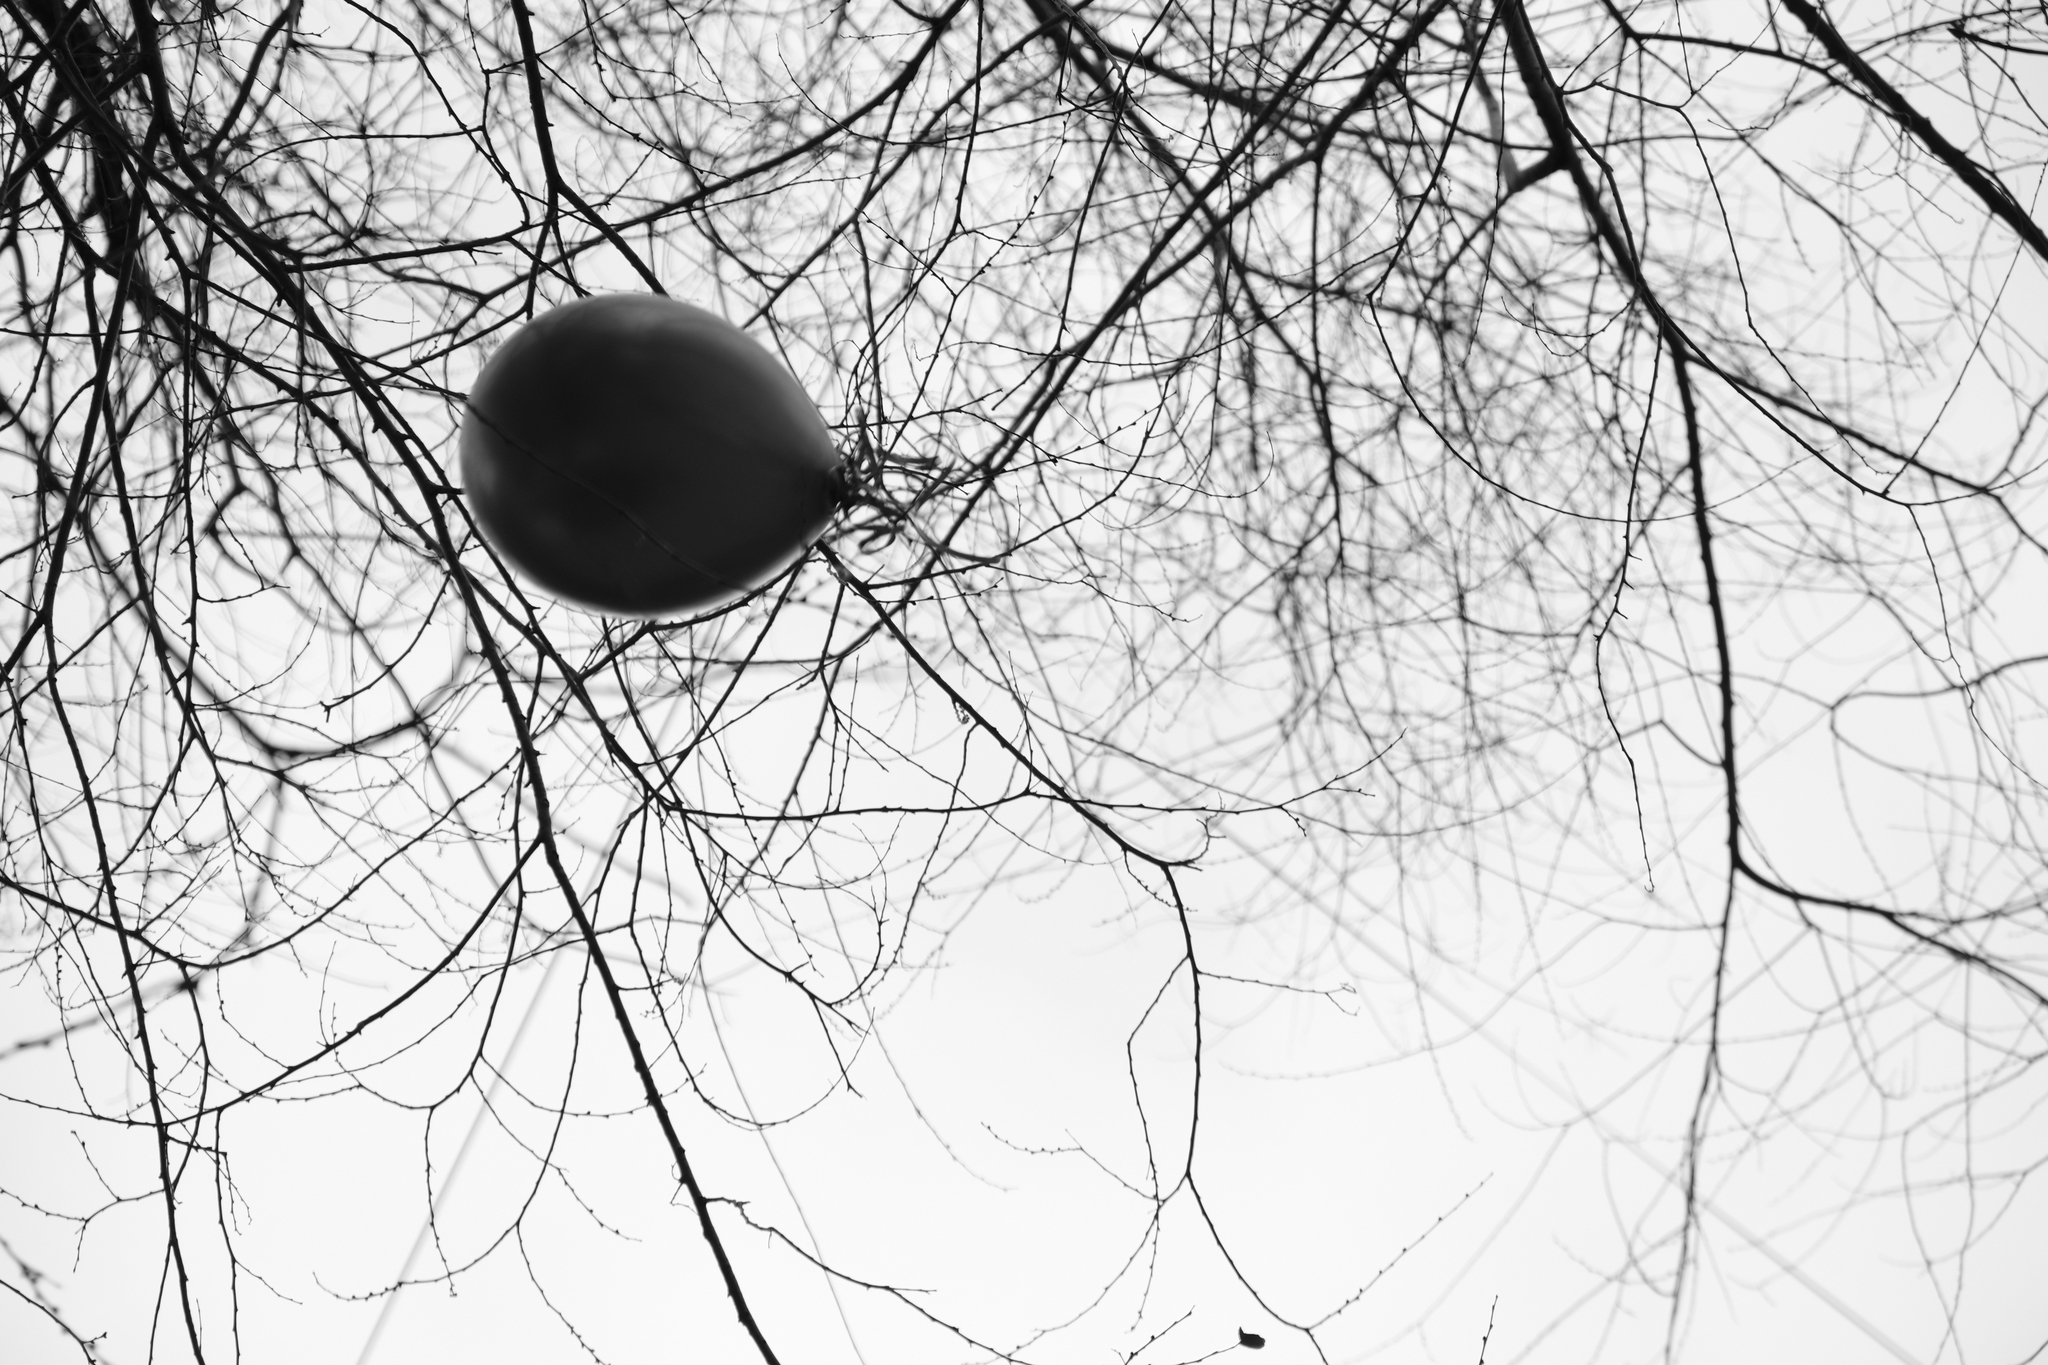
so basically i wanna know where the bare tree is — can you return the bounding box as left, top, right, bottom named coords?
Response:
left=2, top=0, right=2044, bottom=1359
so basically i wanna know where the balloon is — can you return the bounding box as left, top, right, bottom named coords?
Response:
left=460, top=293, right=842, bottom=617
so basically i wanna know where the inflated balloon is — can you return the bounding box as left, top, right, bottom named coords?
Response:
left=460, top=294, right=843, bottom=617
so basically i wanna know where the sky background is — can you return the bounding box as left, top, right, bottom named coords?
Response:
left=5, top=0, right=2048, bottom=1359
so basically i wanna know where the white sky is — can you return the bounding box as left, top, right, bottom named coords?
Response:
left=5, top=0, right=2048, bottom=1360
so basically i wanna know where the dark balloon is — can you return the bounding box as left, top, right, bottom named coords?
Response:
left=461, top=293, right=841, bottom=617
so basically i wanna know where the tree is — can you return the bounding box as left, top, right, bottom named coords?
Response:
left=2, top=0, right=2044, bottom=1358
